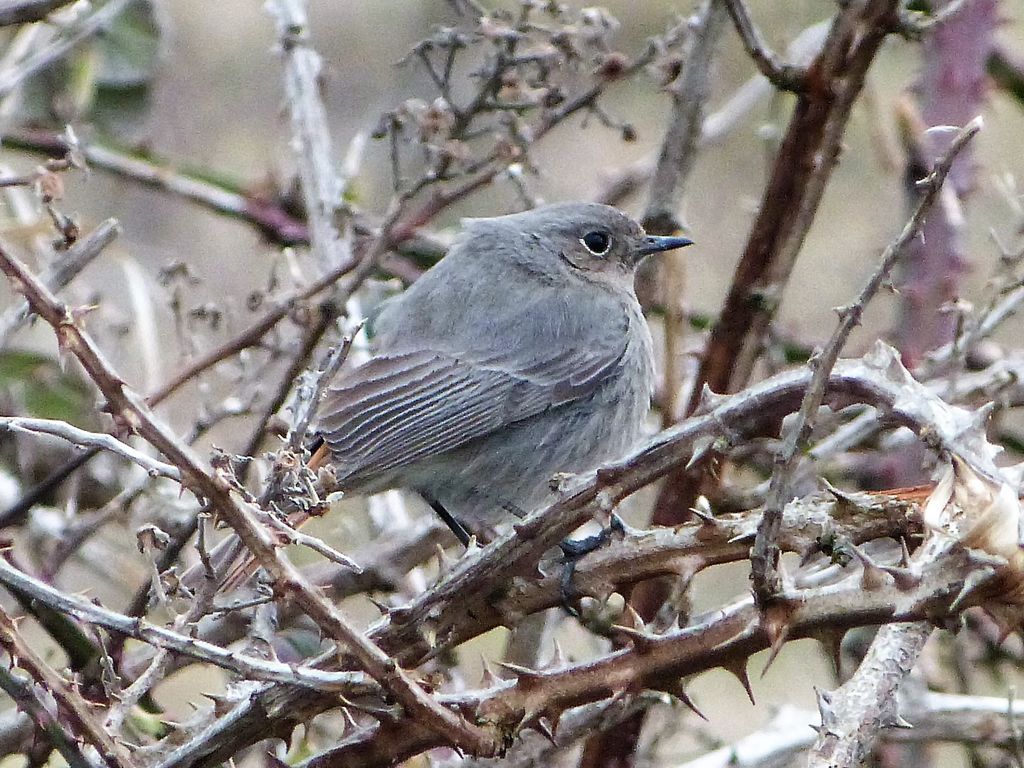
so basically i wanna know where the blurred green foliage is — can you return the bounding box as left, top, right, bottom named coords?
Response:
left=17, top=0, right=161, bottom=140
left=0, top=350, right=94, bottom=424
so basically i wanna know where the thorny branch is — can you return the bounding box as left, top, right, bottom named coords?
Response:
left=751, top=117, right=983, bottom=605
left=0, top=604, right=135, bottom=768
left=153, top=341, right=1016, bottom=768
left=0, top=243, right=501, bottom=754
left=0, top=3, right=1022, bottom=767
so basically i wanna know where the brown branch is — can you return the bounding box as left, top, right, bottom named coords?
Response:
left=144, top=257, right=358, bottom=404
left=0, top=245, right=500, bottom=755
left=0, top=604, right=135, bottom=768
left=641, top=0, right=729, bottom=236
left=0, top=217, right=120, bottom=347
left=721, top=0, right=807, bottom=91
left=653, top=0, right=901, bottom=527
left=308, top=543, right=995, bottom=767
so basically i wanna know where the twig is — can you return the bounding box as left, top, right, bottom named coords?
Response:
left=146, top=257, right=358, bottom=404
left=0, top=557, right=376, bottom=694
left=653, top=0, right=904, bottom=529
left=0, top=604, right=135, bottom=768
left=750, top=116, right=983, bottom=605
left=266, top=0, right=352, bottom=272
left=305, top=541, right=999, bottom=768
left=721, top=0, right=807, bottom=91
left=642, top=0, right=728, bottom=235
left=0, top=666, right=93, bottom=768
left=263, top=513, right=361, bottom=573
left=3, top=129, right=311, bottom=245
left=287, top=329, right=357, bottom=452
left=0, top=218, right=119, bottom=347
left=0, top=0, right=139, bottom=99
left=0, top=243, right=500, bottom=755
left=0, top=417, right=181, bottom=480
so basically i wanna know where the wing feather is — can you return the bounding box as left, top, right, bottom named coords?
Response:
left=317, top=335, right=629, bottom=485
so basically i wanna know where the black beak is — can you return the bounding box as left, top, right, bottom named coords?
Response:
left=637, top=234, right=694, bottom=256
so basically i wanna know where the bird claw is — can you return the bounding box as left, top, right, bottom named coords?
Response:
left=558, top=514, right=625, bottom=616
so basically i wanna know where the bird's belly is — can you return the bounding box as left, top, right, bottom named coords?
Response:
left=407, top=371, right=651, bottom=532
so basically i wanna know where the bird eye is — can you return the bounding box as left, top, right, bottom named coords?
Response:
left=580, top=231, right=612, bottom=255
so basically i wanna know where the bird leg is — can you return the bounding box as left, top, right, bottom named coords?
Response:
left=558, top=513, right=626, bottom=615
left=421, top=493, right=472, bottom=548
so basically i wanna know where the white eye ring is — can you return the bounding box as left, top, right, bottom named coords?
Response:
left=580, top=231, right=612, bottom=255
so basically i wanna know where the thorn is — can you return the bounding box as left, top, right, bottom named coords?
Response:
left=974, top=400, right=996, bottom=428
left=480, top=657, right=501, bottom=688
left=549, top=638, right=566, bottom=669
left=694, top=383, right=728, bottom=415
left=340, top=707, right=360, bottom=730
left=546, top=707, right=564, bottom=738
left=660, top=679, right=708, bottom=720
left=900, top=537, right=913, bottom=567
left=497, top=661, right=544, bottom=687
left=815, top=686, right=838, bottom=731
left=887, top=713, right=914, bottom=729
left=621, top=603, right=645, bottom=630
left=688, top=496, right=718, bottom=525
left=849, top=544, right=890, bottom=591
left=367, top=596, right=390, bottom=615
left=608, top=624, right=657, bottom=653
left=879, top=564, right=922, bottom=591
left=435, top=543, right=456, bottom=573
left=686, top=436, right=715, bottom=470
left=535, top=717, right=557, bottom=744
left=950, top=566, right=997, bottom=612
left=811, top=628, right=845, bottom=677
left=822, top=479, right=860, bottom=505
left=761, top=609, right=792, bottom=677
left=722, top=659, right=755, bottom=705
left=421, top=625, right=438, bottom=650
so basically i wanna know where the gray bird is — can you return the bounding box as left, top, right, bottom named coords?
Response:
left=309, top=202, right=692, bottom=543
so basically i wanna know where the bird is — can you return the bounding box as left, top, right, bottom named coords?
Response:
left=306, top=201, right=693, bottom=545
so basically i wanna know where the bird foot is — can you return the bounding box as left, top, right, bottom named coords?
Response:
left=558, top=514, right=626, bottom=616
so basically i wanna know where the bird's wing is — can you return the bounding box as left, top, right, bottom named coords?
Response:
left=316, top=336, right=628, bottom=482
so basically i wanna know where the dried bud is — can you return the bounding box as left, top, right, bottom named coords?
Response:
left=924, top=458, right=1024, bottom=608
left=478, top=16, right=519, bottom=42
left=137, top=524, right=171, bottom=553
left=594, top=51, right=631, bottom=81
left=36, top=171, right=64, bottom=203
left=417, top=97, right=455, bottom=141
left=651, top=54, right=683, bottom=87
